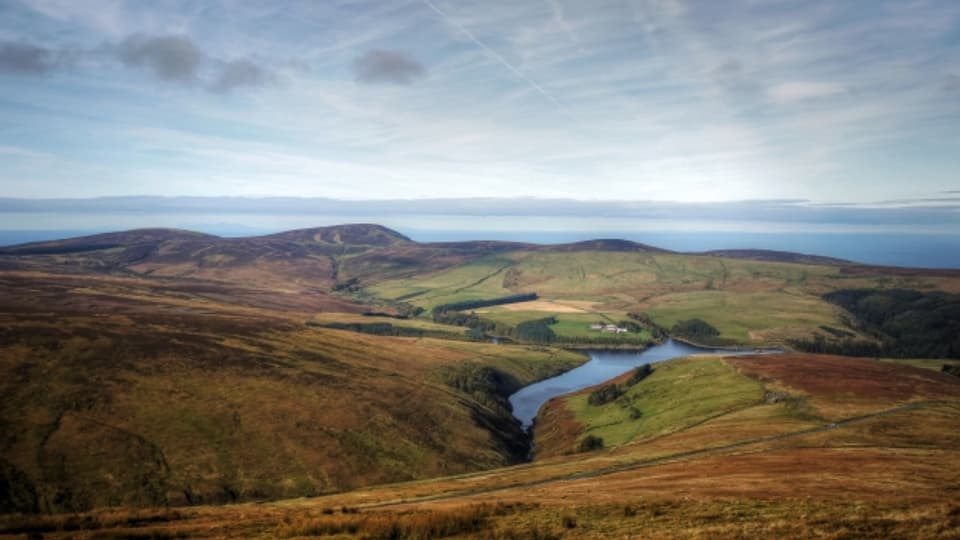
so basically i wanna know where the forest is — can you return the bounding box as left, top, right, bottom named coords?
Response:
left=791, top=289, right=960, bottom=358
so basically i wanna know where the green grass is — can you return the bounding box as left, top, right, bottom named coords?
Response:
left=365, top=251, right=859, bottom=347
left=550, top=315, right=609, bottom=338
left=642, top=290, right=839, bottom=344
left=367, top=257, right=514, bottom=308
left=504, top=251, right=661, bottom=295
left=551, top=316, right=650, bottom=342
left=426, top=340, right=587, bottom=387
left=472, top=309, right=652, bottom=342
left=307, top=312, right=468, bottom=336
left=477, top=309, right=612, bottom=330
left=471, top=309, right=552, bottom=326
left=564, top=356, right=765, bottom=448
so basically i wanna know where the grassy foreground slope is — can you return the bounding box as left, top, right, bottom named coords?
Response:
left=536, top=353, right=960, bottom=457
left=0, top=271, right=584, bottom=513
left=6, top=353, right=958, bottom=538
left=534, top=356, right=765, bottom=457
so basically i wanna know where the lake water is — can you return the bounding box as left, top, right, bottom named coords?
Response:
left=508, top=339, right=744, bottom=429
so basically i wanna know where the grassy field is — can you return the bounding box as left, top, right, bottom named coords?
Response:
left=474, top=308, right=652, bottom=342
left=639, top=289, right=839, bottom=344
left=5, top=352, right=958, bottom=538
left=4, top=227, right=960, bottom=536
left=0, top=271, right=585, bottom=513
left=4, top=496, right=958, bottom=539
left=559, top=356, right=766, bottom=451
left=365, top=256, right=516, bottom=308
left=363, top=247, right=960, bottom=347
left=365, top=251, right=875, bottom=347
left=307, top=312, right=463, bottom=330
left=307, top=311, right=469, bottom=338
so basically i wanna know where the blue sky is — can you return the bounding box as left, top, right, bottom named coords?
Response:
left=1, top=0, right=959, bottom=206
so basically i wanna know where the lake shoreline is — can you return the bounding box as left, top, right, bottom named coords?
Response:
left=557, top=342, right=655, bottom=352
left=669, top=334, right=779, bottom=352
left=507, top=339, right=733, bottom=431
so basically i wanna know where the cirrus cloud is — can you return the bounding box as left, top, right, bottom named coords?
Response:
left=767, top=81, right=847, bottom=104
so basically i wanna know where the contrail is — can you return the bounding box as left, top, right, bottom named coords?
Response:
left=421, top=0, right=570, bottom=115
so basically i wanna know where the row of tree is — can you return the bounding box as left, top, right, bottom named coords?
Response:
left=307, top=321, right=460, bottom=339
left=432, top=293, right=539, bottom=314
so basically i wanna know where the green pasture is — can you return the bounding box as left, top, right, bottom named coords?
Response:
left=642, top=290, right=839, bottom=344
left=565, top=356, right=765, bottom=448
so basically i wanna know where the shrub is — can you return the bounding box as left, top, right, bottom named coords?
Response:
left=587, top=384, right=623, bottom=406
left=671, top=318, right=720, bottom=341
left=579, top=435, right=604, bottom=452
left=466, top=327, right=486, bottom=341
left=276, top=503, right=517, bottom=539
left=515, top=318, right=556, bottom=344
left=617, top=320, right=642, bottom=332
left=626, top=364, right=652, bottom=386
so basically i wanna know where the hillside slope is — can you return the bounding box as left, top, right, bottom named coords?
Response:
left=0, top=224, right=410, bottom=290
left=6, top=353, right=958, bottom=538
left=0, top=271, right=584, bottom=513
left=2, top=224, right=960, bottom=523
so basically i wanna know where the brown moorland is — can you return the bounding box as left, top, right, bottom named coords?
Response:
left=0, top=269, right=585, bottom=513
left=2, top=352, right=958, bottom=538
left=2, top=225, right=960, bottom=538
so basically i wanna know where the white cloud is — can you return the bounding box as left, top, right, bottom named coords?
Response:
left=2, top=0, right=959, bottom=205
left=767, top=81, right=846, bottom=103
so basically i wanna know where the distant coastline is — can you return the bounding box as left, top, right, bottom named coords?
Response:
left=3, top=227, right=959, bottom=270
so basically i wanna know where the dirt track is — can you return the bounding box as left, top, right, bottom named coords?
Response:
left=362, top=399, right=956, bottom=509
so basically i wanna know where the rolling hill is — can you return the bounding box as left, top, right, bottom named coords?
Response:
left=3, top=352, right=957, bottom=538
left=1, top=224, right=959, bottom=538
left=0, top=269, right=584, bottom=513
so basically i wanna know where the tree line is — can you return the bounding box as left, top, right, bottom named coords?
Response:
left=432, top=293, right=539, bottom=314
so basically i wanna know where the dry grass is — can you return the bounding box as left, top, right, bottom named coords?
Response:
left=4, top=235, right=960, bottom=537
left=728, top=354, right=960, bottom=418
left=0, top=270, right=583, bottom=513
left=274, top=502, right=530, bottom=539
left=4, top=361, right=959, bottom=537
left=485, top=299, right=595, bottom=313
left=4, top=491, right=958, bottom=539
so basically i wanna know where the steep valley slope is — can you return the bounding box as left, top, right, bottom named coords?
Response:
left=0, top=270, right=583, bottom=512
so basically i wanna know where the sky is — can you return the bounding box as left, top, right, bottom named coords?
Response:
left=0, top=0, right=958, bottom=207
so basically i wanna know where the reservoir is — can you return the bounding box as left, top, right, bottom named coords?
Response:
left=508, top=339, right=744, bottom=429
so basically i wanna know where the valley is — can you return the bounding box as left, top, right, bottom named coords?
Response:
left=1, top=224, right=959, bottom=538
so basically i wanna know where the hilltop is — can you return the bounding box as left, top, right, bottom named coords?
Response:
left=698, top=248, right=850, bottom=266
left=3, top=224, right=959, bottom=349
